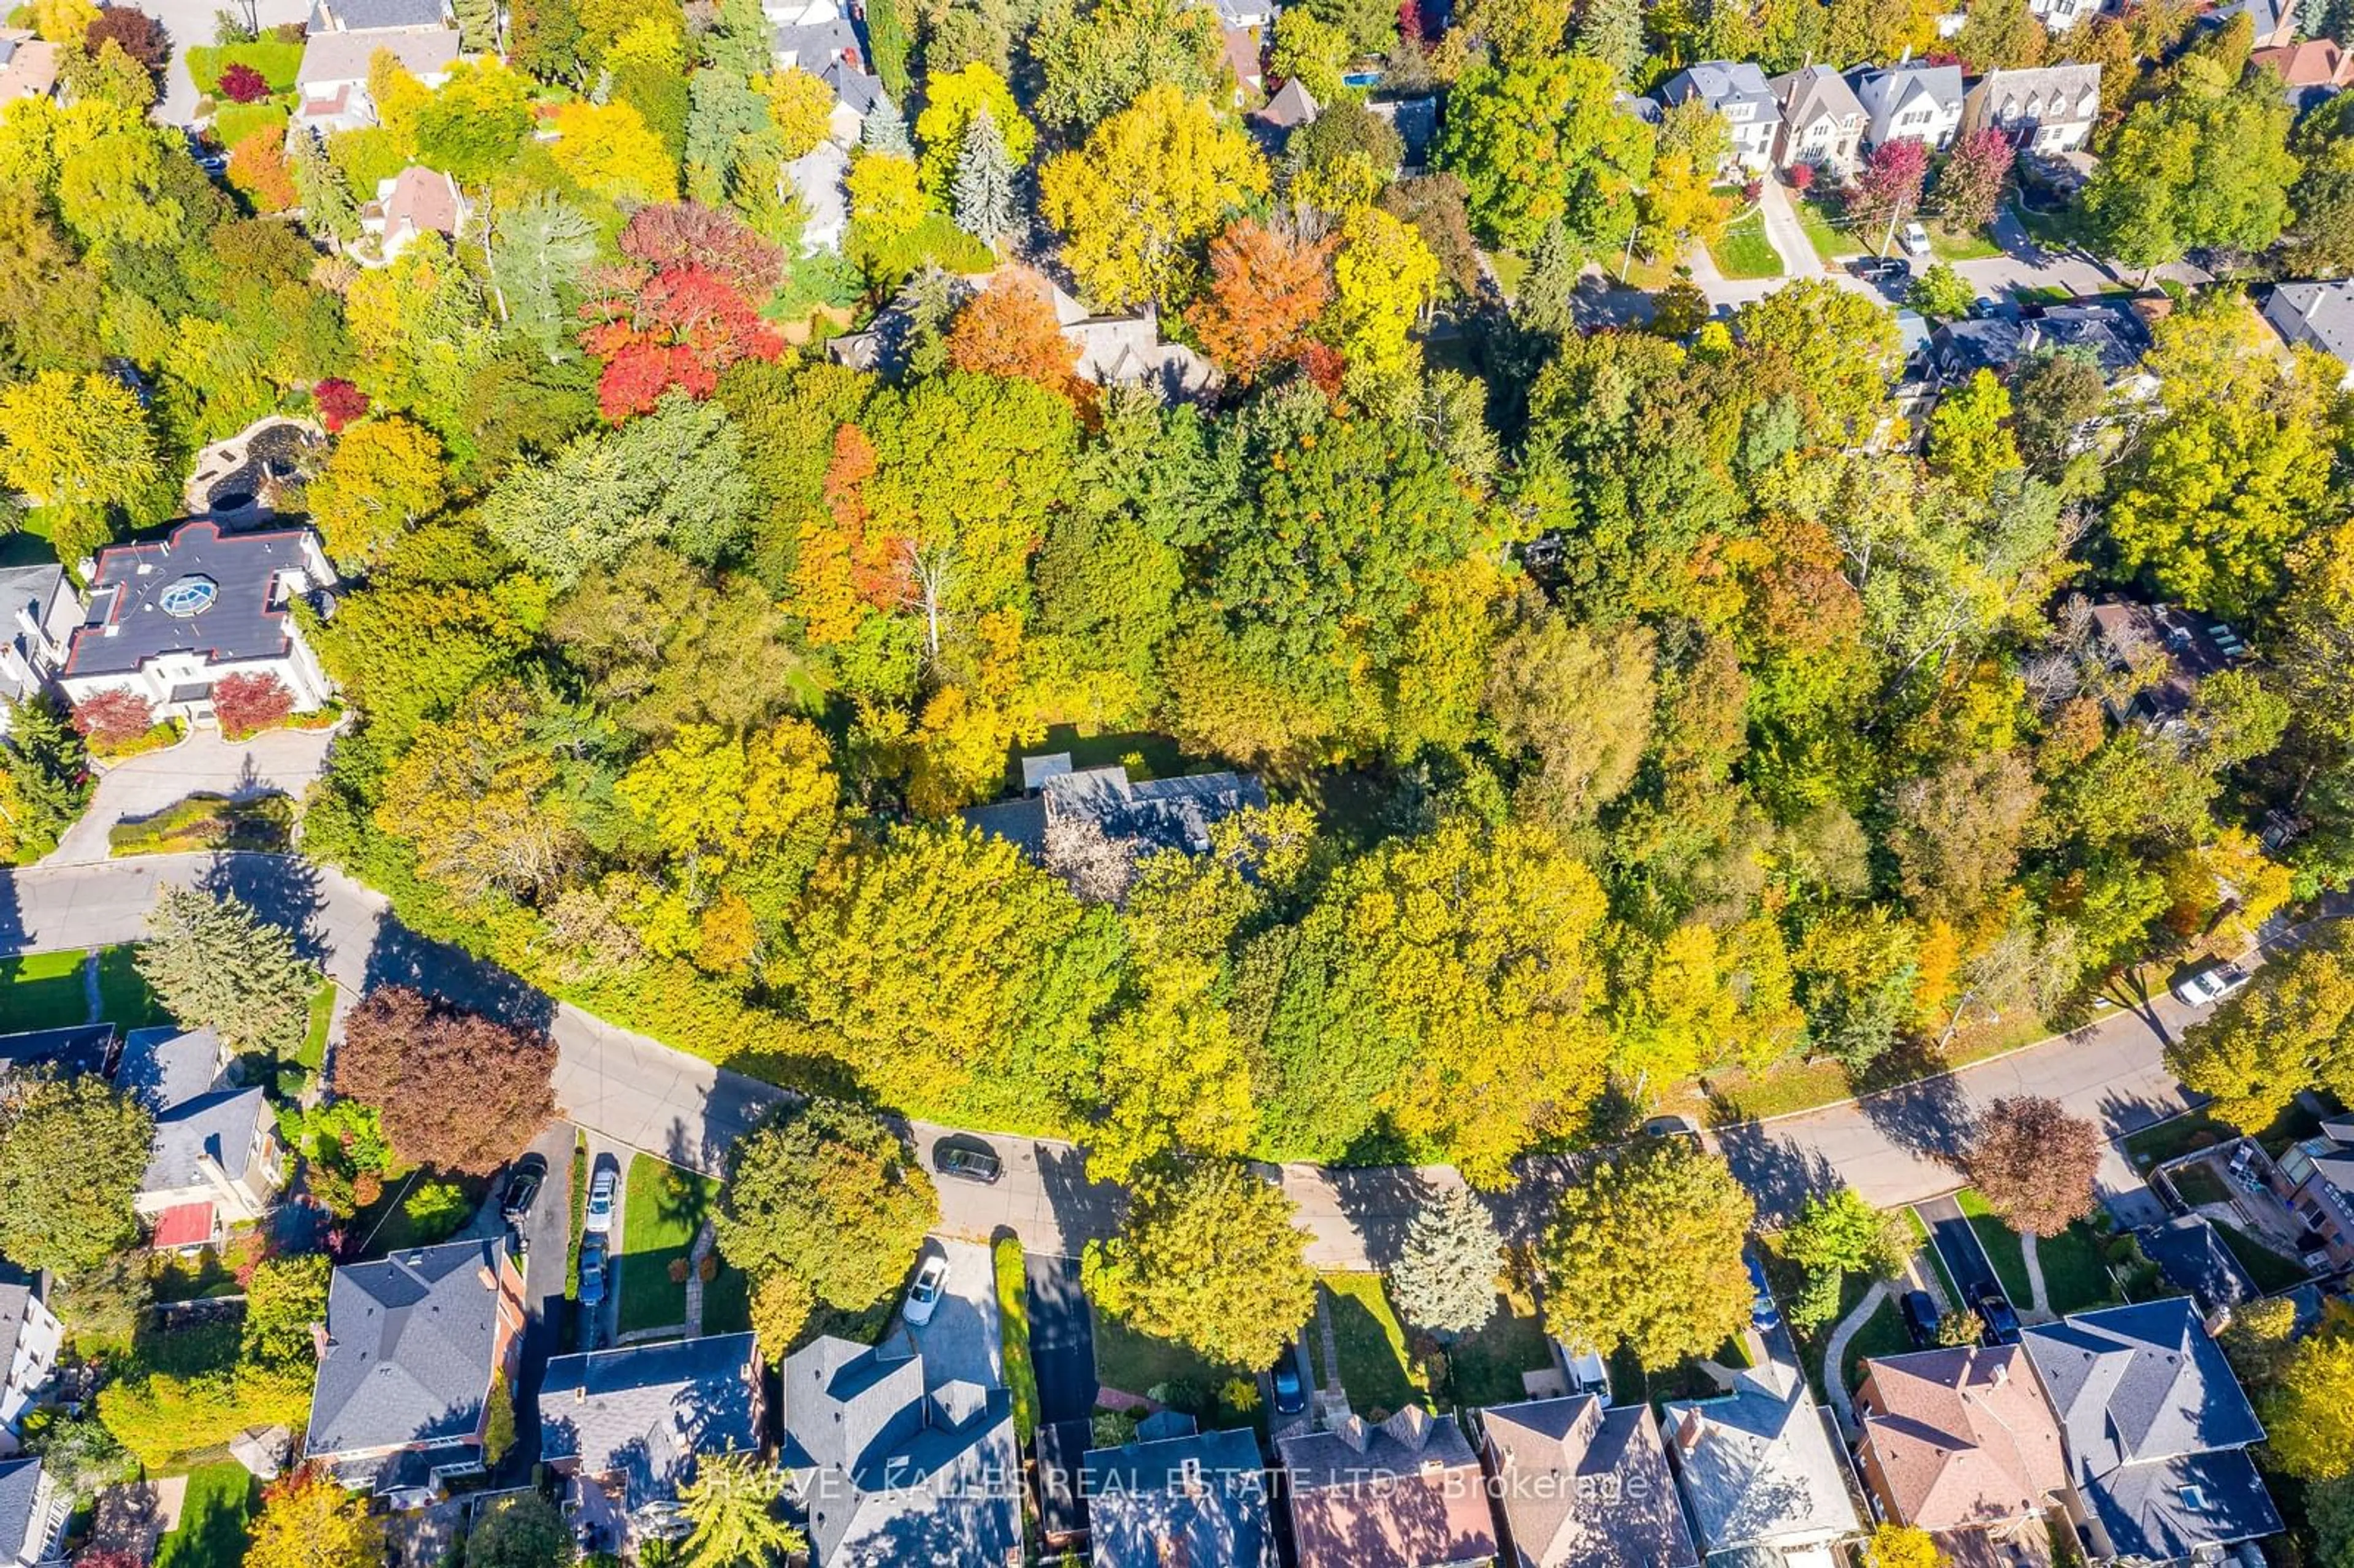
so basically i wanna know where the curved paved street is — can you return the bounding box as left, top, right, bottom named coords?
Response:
left=0, top=851, right=2239, bottom=1268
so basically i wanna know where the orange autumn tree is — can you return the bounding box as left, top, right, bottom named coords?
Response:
left=945, top=269, right=1086, bottom=408
left=1187, top=219, right=1335, bottom=386
left=227, top=127, right=299, bottom=213
left=793, top=424, right=907, bottom=645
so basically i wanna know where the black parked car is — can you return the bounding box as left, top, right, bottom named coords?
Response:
left=501, top=1153, right=547, bottom=1224
left=1973, top=1284, right=2021, bottom=1345
left=1271, top=1355, right=1306, bottom=1417
left=1900, top=1289, right=1940, bottom=1349
left=1849, top=254, right=1910, bottom=284
left=934, top=1138, right=1004, bottom=1185
left=579, top=1233, right=609, bottom=1308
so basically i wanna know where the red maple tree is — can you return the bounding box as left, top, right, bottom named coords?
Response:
left=72, top=688, right=156, bottom=747
left=216, top=61, right=269, bottom=102
left=580, top=264, right=786, bottom=422
left=617, top=202, right=788, bottom=298
left=313, top=378, right=369, bottom=432
left=212, top=671, right=295, bottom=738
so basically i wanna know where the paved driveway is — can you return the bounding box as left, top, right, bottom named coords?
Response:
left=506, top=1122, right=576, bottom=1475
left=1023, top=1251, right=1096, bottom=1425
left=44, top=726, right=338, bottom=866
left=903, top=1237, right=999, bottom=1391
left=1916, top=1193, right=2003, bottom=1306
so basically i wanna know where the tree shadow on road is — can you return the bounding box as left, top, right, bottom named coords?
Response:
left=1709, top=1110, right=1843, bottom=1225
left=198, top=848, right=328, bottom=965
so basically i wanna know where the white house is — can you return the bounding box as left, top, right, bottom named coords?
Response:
left=0, top=565, right=75, bottom=740
left=55, top=520, right=338, bottom=732
left=294, top=27, right=458, bottom=133
left=120, top=1027, right=287, bottom=1252
left=1657, top=59, right=1782, bottom=175
left=0, top=1461, right=65, bottom=1568
left=1850, top=58, right=1965, bottom=151
left=0, top=1277, right=61, bottom=1447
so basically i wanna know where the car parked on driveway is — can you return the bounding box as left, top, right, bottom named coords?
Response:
left=933, top=1138, right=1003, bottom=1185
left=1270, top=1352, right=1306, bottom=1417
left=1901, top=221, right=1932, bottom=257
left=501, top=1153, right=547, bottom=1225
left=1973, top=1283, right=2020, bottom=1345
left=1746, top=1254, right=1780, bottom=1330
left=904, top=1254, right=948, bottom=1327
left=579, top=1233, right=608, bottom=1308
left=585, top=1156, right=618, bottom=1233
left=1900, top=1289, right=1940, bottom=1349
left=2172, top=963, right=2252, bottom=1008
left=1850, top=254, right=1909, bottom=283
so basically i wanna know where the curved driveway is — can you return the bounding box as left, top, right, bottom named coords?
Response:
left=0, top=852, right=2225, bottom=1268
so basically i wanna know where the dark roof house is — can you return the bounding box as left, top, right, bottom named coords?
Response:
left=1479, top=1393, right=1699, bottom=1568
left=961, top=755, right=1265, bottom=861
left=0, top=1026, right=115, bottom=1080
left=1276, top=1406, right=1495, bottom=1568
left=779, top=1330, right=1019, bottom=1568
left=1661, top=1361, right=1859, bottom=1560
left=541, top=1333, right=764, bottom=1547
left=2136, top=1217, right=2260, bottom=1322
left=305, top=1239, right=528, bottom=1503
left=2085, top=598, right=2250, bottom=731
left=2021, top=1299, right=2282, bottom=1563
left=0, top=1459, right=64, bottom=1568
left=305, top=0, right=450, bottom=29
left=1084, top=1417, right=1276, bottom=1568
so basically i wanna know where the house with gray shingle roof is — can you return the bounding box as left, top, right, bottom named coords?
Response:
left=305, top=1239, right=528, bottom=1507
left=1479, top=1393, right=1699, bottom=1568
left=1661, top=1360, right=1860, bottom=1564
left=1850, top=59, right=1965, bottom=152
left=1277, top=1406, right=1495, bottom=1568
left=0, top=563, right=74, bottom=742
left=0, top=1268, right=61, bottom=1443
left=780, top=1330, right=1020, bottom=1568
left=1961, top=63, right=2101, bottom=154
left=1770, top=64, right=1867, bottom=178
left=0, top=1460, right=66, bottom=1568
left=2021, top=1298, right=2281, bottom=1564
left=541, top=1333, right=764, bottom=1553
left=2264, top=281, right=2354, bottom=386
left=1084, top=1416, right=1275, bottom=1568
left=119, top=1027, right=284, bottom=1252
left=961, top=755, right=1263, bottom=863
left=1658, top=60, right=1781, bottom=175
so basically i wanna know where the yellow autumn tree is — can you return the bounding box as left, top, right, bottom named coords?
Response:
left=912, top=62, right=1034, bottom=197
left=305, top=416, right=444, bottom=569
left=761, top=66, right=836, bottom=161
left=1038, top=83, right=1267, bottom=310
left=845, top=149, right=926, bottom=251
left=548, top=99, right=677, bottom=204
left=246, top=1467, right=383, bottom=1568
left=1331, top=204, right=1438, bottom=408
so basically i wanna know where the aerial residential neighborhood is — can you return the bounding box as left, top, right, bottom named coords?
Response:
left=4, top=0, right=2354, bottom=1555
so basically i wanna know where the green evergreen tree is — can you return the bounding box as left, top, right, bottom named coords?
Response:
left=453, top=0, right=500, bottom=53
left=1, top=696, right=88, bottom=861
left=136, top=888, right=321, bottom=1059
left=1516, top=218, right=1579, bottom=335
left=951, top=105, right=1017, bottom=243
left=289, top=132, right=359, bottom=245
left=863, top=93, right=912, bottom=156
left=1569, top=0, right=1644, bottom=83
left=866, top=0, right=912, bottom=98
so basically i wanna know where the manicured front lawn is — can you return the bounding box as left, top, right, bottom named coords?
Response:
left=96, top=944, right=171, bottom=1030
left=0, top=950, right=88, bottom=1030
left=617, top=1153, right=725, bottom=1336
left=1794, top=192, right=1862, bottom=262
left=1485, top=248, right=1529, bottom=300
left=1322, top=1273, right=1423, bottom=1418
left=1442, top=1294, right=1553, bottom=1408
left=1092, top=1306, right=1233, bottom=1402
left=1929, top=225, right=2003, bottom=261
left=348, top=1168, right=492, bottom=1258
left=1957, top=1190, right=2034, bottom=1303
left=2215, top=1220, right=2311, bottom=1293
left=297, top=981, right=335, bottom=1073
left=1838, top=1293, right=1911, bottom=1395
left=1709, top=208, right=1783, bottom=280
left=152, top=1463, right=255, bottom=1568
left=2038, top=1222, right=2122, bottom=1314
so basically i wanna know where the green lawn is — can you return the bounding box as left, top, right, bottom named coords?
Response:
left=96, top=945, right=170, bottom=1030
left=1092, top=1306, right=1234, bottom=1405
left=209, top=101, right=289, bottom=151
left=1787, top=1261, right=1875, bottom=1401
left=994, top=1236, right=1038, bottom=1442
left=1794, top=192, right=1862, bottom=261
left=1322, top=1273, right=1423, bottom=1418
left=1929, top=225, right=2003, bottom=261
left=2010, top=200, right=2082, bottom=252
left=1957, top=1190, right=2035, bottom=1303
left=1443, top=1294, right=1553, bottom=1408
left=2215, top=1220, right=2310, bottom=1293
left=2169, top=1164, right=2231, bottom=1208
left=617, top=1153, right=726, bottom=1336
left=1838, top=1293, right=1912, bottom=1395
left=1709, top=208, right=1783, bottom=280
left=2125, top=1102, right=2325, bottom=1169
left=348, top=1168, right=492, bottom=1258
left=0, top=950, right=88, bottom=1030
left=1486, top=248, right=1529, bottom=300
left=297, top=981, right=335, bottom=1073
left=2038, top=1222, right=2121, bottom=1315
left=152, top=1463, right=254, bottom=1568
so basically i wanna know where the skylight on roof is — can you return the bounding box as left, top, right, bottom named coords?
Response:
left=158, top=577, right=218, bottom=617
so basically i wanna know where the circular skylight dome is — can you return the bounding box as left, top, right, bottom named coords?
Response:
left=158, top=576, right=218, bottom=617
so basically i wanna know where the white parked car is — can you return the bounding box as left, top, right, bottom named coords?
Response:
left=584, top=1162, right=618, bottom=1235
left=1901, top=221, right=1933, bottom=258
left=903, top=1255, right=948, bottom=1326
left=2172, top=963, right=2252, bottom=1008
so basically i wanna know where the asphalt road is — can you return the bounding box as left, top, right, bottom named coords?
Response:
left=0, top=851, right=2258, bottom=1266
left=1023, top=1252, right=1096, bottom=1426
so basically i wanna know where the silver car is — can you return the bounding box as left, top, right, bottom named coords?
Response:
left=2172, top=963, right=2251, bottom=1008
left=903, top=1255, right=948, bottom=1327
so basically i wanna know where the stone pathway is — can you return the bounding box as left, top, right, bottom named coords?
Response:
left=2020, top=1231, right=2054, bottom=1322
left=1820, top=1281, right=1890, bottom=1433
left=683, top=1219, right=716, bottom=1336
